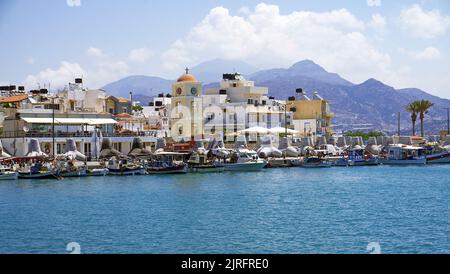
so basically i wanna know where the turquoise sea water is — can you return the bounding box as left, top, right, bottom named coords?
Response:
left=0, top=165, right=449, bottom=254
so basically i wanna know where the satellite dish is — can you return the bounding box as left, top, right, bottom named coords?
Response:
left=23, top=126, right=30, bottom=133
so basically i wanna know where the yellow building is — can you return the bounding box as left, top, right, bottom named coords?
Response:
left=170, top=69, right=203, bottom=141
left=287, top=91, right=333, bottom=137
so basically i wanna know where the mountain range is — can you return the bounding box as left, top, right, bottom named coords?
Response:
left=102, top=59, right=450, bottom=135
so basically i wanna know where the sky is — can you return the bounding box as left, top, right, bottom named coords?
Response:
left=0, top=0, right=449, bottom=98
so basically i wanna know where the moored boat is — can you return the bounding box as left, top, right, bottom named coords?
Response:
left=348, top=148, right=379, bottom=166
left=188, top=152, right=224, bottom=173
left=426, top=151, right=450, bottom=164
left=107, top=158, right=145, bottom=176
left=301, top=156, right=332, bottom=168
left=18, top=163, right=59, bottom=179
left=147, top=152, right=188, bottom=174
left=380, top=145, right=426, bottom=165
left=425, top=145, right=450, bottom=164
left=0, top=166, right=18, bottom=180
left=223, top=150, right=267, bottom=172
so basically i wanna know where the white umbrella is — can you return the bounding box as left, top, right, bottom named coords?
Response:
left=268, top=127, right=298, bottom=134
left=238, top=126, right=269, bottom=135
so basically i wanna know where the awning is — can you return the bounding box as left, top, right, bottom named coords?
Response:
left=21, top=117, right=117, bottom=125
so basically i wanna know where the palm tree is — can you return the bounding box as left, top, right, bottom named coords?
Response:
left=405, top=101, right=419, bottom=136
left=416, top=99, right=434, bottom=137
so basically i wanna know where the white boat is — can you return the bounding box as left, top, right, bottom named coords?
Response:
left=380, top=145, right=426, bottom=165
left=0, top=166, right=18, bottom=180
left=223, top=150, right=267, bottom=172
left=107, top=158, right=146, bottom=176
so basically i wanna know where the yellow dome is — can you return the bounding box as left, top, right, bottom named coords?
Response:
left=177, top=74, right=197, bottom=82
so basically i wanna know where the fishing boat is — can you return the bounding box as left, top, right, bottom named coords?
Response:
left=223, top=150, right=267, bottom=172
left=380, top=145, right=426, bottom=165
left=57, top=161, right=88, bottom=177
left=107, top=157, right=146, bottom=176
left=18, top=163, right=59, bottom=179
left=147, top=152, right=188, bottom=174
left=301, top=156, right=332, bottom=168
left=188, top=152, right=224, bottom=173
left=0, top=166, right=18, bottom=180
left=425, top=145, right=450, bottom=164
left=348, top=148, right=379, bottom=166
left=332, top=157, right=354, bottom=167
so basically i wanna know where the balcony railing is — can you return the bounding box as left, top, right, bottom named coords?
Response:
left=1, top=130, right=160, bottom=139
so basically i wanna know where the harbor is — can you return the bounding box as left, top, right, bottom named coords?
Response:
left=1, top=70, right=449, bottom=179
left=0, top=164, right=448, bottom=254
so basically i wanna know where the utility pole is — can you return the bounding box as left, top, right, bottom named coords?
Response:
left=397, top=112, right=401, bottom=137
left=52, top=96, right=55, bottom=156
left=445, top=108, right=450, bottom=135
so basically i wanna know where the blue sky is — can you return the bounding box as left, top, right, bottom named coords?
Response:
left=0, top=0, right=449, bottom=98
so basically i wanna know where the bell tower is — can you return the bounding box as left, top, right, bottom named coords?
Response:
left=170, top=68, right=203, bottom=141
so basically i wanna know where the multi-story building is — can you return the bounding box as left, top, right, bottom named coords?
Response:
left=203, top=73, right=287, bottom=141
left=287, top=89, right=334, bottom=137
left=142, top=93, right=171, bottom=138
left=0, top=81, right=157, bottom=157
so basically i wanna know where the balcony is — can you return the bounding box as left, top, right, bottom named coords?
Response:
left=1, top=130, right=160, bottom=139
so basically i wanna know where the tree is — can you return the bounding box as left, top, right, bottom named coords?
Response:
left=405, top=101, right=419, bottom=136
left=344, top=131, right=385, bottom=141
left=132, top=105, right=143, bottom=113
left=415, top=99, right=434, bottom=137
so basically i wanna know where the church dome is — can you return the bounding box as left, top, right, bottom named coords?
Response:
left=177, top=73, right=197, bottom=82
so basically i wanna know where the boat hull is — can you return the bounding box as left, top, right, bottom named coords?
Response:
left=108, top=168, right=146, bottom=176
left=189, top=165, right=225, bottom=173
left=147, top=165, right=188, bottom=174
left=380, top=158, right=426, bottom=165
left=59, top=170, right=87, bottom=178
left=0, top=172, right=18, bottom=180
left=223, top=161, right=267, bottom=172
left=18, top=171, right=58, bottom=179
left=301, top=163, right=332, bottom=168
left=352, top=158, right=379, bottom=166
left=426, top=152, right=450, bottom=164
left=87, top=168, right=109, bottom=176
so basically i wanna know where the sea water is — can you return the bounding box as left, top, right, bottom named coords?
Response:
left=0, top=165, right=448, bottom=253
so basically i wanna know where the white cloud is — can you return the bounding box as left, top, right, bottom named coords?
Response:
left=400, top=47, right=441, bottom=61
left=24, top=61, right=86, bottom=89
left=128, top=48, right=153, bottom=63
left=400, top=4, right=450, bottom=39
left=66, top=0, right=81, bottom=7
left=369, top=13, right=386, bottom=33
left=87, top=47, right=105, bottom=58
left=366, top=0, right=381, bottom=7
left=162, top=4, right=391, bottom=84
left=27, top=58, right=35, bottom=65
